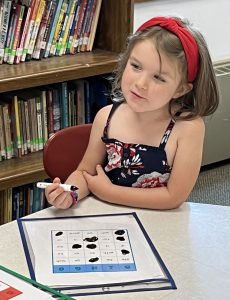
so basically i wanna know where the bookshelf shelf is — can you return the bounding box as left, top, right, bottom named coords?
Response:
left=0, top=0, right=133, bottom=197
left=0, top=152, right=47, bottom=191
left=0, top=50, right=119, bottom=93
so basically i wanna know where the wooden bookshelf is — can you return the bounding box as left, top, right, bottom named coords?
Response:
left=0, top=0, right=134, bottom=191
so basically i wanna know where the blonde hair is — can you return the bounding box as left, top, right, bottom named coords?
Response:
left=111, top=17, right=219, bottom=120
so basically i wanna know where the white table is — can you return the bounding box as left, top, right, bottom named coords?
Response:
left=0, top=197, right=230, bottom=299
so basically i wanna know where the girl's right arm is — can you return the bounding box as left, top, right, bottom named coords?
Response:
left=45, top=105, right=112, bottom=209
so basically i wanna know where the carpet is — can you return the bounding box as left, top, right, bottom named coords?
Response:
left=187, top=160, right=230, bottom=206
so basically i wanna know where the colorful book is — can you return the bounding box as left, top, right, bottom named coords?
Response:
left=70, top=0, right=88, bottom=54
left=60, top=82, right=69, bottom=128
left=0, top=103, right=6, bottom=159
left=49, top=0, right=68, bottom=56
left=56, top=0, right=77, bottom=56
left=13, top=95, right=22, bottom=158
left=3, top=3, right=17, bottom=63
left=26, top=0, right=46, bottom=61
left=15, top=4, right=32, bottom=64
left=38, top=0, right=57, bottom=59
left=65, top=0, right=82, bottom=54
left=2, top=103, right=13, bottom=159
left=0, top=0, right=11, bottom=64
left=21, top=0, right=40, bottom=62
left=7, top=4, right=25, bottom=64
left=32, top=0, right=53, bottom=59
left=86, top=0, right=101, bottom=51
left=78, top=0, right=94, bottom=52
left=43, top=0, right=63, bottom=58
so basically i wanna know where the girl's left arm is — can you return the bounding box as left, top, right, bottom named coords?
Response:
left=83, top=118, right=205, bottom=210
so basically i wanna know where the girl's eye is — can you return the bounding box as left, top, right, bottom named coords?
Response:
left=153, top=74, right=165, bottom=82
left=130, top=62, right=141, bottom=70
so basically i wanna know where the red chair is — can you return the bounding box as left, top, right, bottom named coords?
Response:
left=43, top=124, right=92, bottom=182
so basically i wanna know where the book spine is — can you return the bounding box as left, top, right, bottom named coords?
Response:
left=2, top=103, right=13, bottom=159
left=35, top=96, right=43, bottom=150
left=27, top=98, right=34, bottom=152
left=57, top=0, right=76, bottom=56
left=81, top=0, right=97, bottom=52
left=41, top=89, right=48, bottom=144
left=26, top=0, right=46, bottom=61
left=32, top=0, right=53, bottom=60
left=21, top=0, right=40, bottom=62
left=52, top=88, right=61, bottom=132
left=19, top=100, right=27, bottom=155
left=15, top=5, right=32, bottom=64
left=86, top=0, right=101, bottom=51
left=65, top=0, right=81, bottom=55
left=78, top=0, right=93, bottom=52
left=43, top=0, right=63, bottom=58
left=13, top=95, right=22, bottom=158
left=24, top=100, right=32, bottom=152
left=38, top=0, right=57, bottom=59
left=0, top=1, right=11, bottom=64
left=8, top=4, right=25, bottom=64
left=60, top=82, right=69, bottom=128
left=71, top=0, right=88, bottom=54
left=46, top=89, right=54, bottom=137
left=49, top=0, right=68, bottom=56
left=3, top=4, right=17, bottom=63
left=0, top=104, right=6, bottom=159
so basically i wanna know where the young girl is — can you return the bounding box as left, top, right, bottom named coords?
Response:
left=45, top=16, right=219, bottom=210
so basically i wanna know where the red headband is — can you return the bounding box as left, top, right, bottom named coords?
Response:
left=136, top=17, right=199, bottom=82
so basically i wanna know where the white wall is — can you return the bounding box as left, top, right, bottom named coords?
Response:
left=134, top=0, right=230, bottom=62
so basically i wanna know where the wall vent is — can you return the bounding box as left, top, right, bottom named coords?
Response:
left=214, top=62, right=230, bottom=76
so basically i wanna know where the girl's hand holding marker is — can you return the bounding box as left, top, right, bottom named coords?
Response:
left=37, top=181, right=79, bottom=208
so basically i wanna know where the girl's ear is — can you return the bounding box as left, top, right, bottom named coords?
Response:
left=174, top=83, right=193, bottom=99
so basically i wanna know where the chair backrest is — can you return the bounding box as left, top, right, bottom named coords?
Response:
left=43, top=124, right=92, bottom=182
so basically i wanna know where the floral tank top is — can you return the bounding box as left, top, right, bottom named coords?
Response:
left=101, top=102, right=177, bottom=188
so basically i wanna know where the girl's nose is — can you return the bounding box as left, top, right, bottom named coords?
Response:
left=135, top=74, right=148, bottom=90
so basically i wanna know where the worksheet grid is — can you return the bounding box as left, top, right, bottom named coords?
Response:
left=51, top=229, right=136, bottom=273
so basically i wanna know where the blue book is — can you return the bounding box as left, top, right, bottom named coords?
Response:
left=43, top=0, right=63, bottom=58
left=60, top=82, right=69, bottom=128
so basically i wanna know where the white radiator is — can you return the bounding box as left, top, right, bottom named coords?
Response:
left=202, top=61, right=230, bottom=165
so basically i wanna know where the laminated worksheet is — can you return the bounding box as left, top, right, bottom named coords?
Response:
left=17, top=212, right=176, bottom=296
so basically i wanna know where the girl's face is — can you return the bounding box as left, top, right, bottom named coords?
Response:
left=121, top=39, right=190, bottom=114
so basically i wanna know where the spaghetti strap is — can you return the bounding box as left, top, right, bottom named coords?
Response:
left=103, top=102, right=122, bottom=138
left=159, top=119, right=176, bottom=150
left=159, top=112, right=181, bottom=150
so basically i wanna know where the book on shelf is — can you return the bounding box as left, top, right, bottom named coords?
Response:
left=3, top=3, right=17, bottom=63
left=21, top=0, right=41, bottom=62
left=0, top=0, right=12, bottom=64
left=7, top=3, right=25, bottom=64
left=43, top=0, right=63, bottom=58
left=56, top=0, right=77, bottom=56
left=70, top=0, right=88, bottom=54
left=78, top=0, right=94, bottom=52
left=0, top=0, right=102, bottom=64
left=49, top=0, right=68, bottom=57
left=14, top=3, right=32, bottom=63
left=0, top=183, right=48, bottom=225
left=38, top=0, right=57, bottom=59
left=60, top=82, right=69, bottom=128
left=32, top=0, right=54, bottom=60
left=80, top=0, right=97, bottom=52
left=86, top=0, right=102, bottom=51
left=26, top=0, right=46, bottom=61
left=0, top=78, right=109, bottom=162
